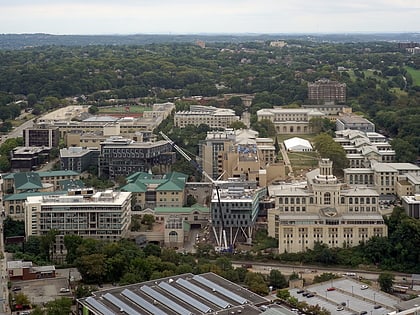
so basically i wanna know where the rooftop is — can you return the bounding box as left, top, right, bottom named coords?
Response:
left=78, top=272, right=268, bottom=315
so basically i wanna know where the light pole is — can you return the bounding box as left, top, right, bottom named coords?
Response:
left=373, top=292, right=376, bottom=304
left=351, top=286, right=354, bottom=296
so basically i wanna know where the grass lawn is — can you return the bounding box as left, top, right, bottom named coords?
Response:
left=98, top=105, right=151, bottom=114
left=405, top=66, right=420, bottom=86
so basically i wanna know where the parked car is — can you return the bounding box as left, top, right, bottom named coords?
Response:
left=327, top=287, right=335, bottom=291
left=59, top=287, right=70, bottom=293
left=11, top=286, right=21, bottom=292
left=297, top=289, right=305, bottom=294
left=360, top=311, right=368, bottom=315
left=336, top=306, right=344, bottom=311
left=374, top=305, right=382, bottom=309
left=360, top=285, right=369, bottom=290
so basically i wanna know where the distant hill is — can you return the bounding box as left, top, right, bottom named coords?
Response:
left=1, top=32, right=420, bottom=49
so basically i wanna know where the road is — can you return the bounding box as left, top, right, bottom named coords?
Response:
left=0, top=118, right=35, bottom=146
left=232, top=261, right=411, bottom=284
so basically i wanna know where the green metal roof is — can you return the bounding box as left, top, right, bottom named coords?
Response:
left=3, top=190, right=67, bottom=201
left=14, top=172, right=43, bottom=190
left=37, top=170, right=80, bottom=177
left=120, top=171, right=187, bottom=193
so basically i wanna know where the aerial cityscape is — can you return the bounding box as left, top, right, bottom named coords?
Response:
left=0, top=4, right=420, bottom=314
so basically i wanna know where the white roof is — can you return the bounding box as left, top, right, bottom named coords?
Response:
left=284, top=137, right=312, bottom=150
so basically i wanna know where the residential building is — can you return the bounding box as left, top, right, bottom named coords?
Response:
left=77, top=272, right=268, bottom=315
left=23, top=125, right=60, bottom=148
left=268, top=159, right=387, bottom=253
left=25, top=189, right=132, bottom=241
left=336, top=114, right=375, bottom=132
left=98, top=136, right=175, bottom=179
left=174, top=105, right=239, bottom=129
left=2, top=170, right=81, bottom=194
left=120, top=172, right=188, bottom=210
left=199, top=129, right=285, bottom=186
left=7, top=260, right=55, bottom=281
left=210, top=180, right=267, bottom=250
left=308, top=79, right=346, bottom=104
left=60, top=147, right=100, bottom=173
left=257, top=107, right=325, bottom=134
left=10, top=146, right=51, bottom=172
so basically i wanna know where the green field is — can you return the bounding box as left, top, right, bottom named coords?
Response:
left=98, top=105, right=151, bottom=114
left=406, top=67, right=420, bottom=86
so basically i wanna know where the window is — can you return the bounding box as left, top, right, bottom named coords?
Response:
left=324, top=192, right=331, bottom=204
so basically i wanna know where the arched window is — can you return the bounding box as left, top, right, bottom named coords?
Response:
left=10, top=206, right=14, bottom=214
left=16, top=205, right=21, bottom=214
left=169, top=231, right=178, bottom=243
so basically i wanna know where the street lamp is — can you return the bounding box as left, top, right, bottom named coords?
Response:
left=351, top=286, right=354, bottom=296
left=374, top=292, right=376, bottom=304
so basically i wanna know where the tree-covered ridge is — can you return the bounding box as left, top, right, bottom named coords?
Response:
left=0, top=40, right=419, bottom=156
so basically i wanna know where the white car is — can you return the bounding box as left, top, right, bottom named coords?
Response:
left=360, top=285, right=369, bottom=290
left=59, top=287, right=70, bottom=293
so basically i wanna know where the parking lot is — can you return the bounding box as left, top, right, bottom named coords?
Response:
left=11, top=277, right=72, bottom=306
left=290, top=278, right=399, bottom=315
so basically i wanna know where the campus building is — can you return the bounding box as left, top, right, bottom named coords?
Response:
left=199, top=129, right=286, bottom=186
left=60, top=147, right=100, bottom=173
left=23, top=125, right=60, bottom=148
left=120, top=171, right=188, bottom=210
left=210, top=180, right=267, bottom=250
left=174, top=105, right=239, bottom=129
left=268, top=159, right=387, bottom=253
left=336, top=114, right=375, bottom=132
left=257, top=107, right=325, bottom=134
left=334, top=129, right=395, bottom=167
left=24, top=189, right=132, bottom=242
left=98, top=136, right=175, bottom=179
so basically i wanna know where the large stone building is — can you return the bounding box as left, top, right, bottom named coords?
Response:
left=174, top=105, right=239, bottom=129
left=25, top=189, right=132, bottom=243
left=257, top=107, right=325, bottom=134
left=199, top=129, right=286, bottom=186
left=401, top=194, right=420, bottom=219
left=268, top=159, right=387, bottom=253
left=308, top=79, right=346, bottom=104
left=98, top=136, right=175, bottom=179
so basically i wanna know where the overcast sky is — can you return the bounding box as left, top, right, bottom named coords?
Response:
left=1, top=0, right=419, bottom=35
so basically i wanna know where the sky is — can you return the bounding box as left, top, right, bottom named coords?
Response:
left=0, top=0, right=419, bottom=35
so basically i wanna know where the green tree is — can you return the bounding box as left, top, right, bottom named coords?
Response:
left=378, top=272, right=394, bottom=293
left=63, top=234, right=83, bottom=264
left=269, top=269, right=288, bottom=289
left=229, top=121, right=247, bottom=129
left=14, top=292, right=30, bottom=308
left=141, top=214, right=155, bottom=230
left=76, top=253, right=107, bottom=284
left=88, top=105, right=99, bottom=114
left=45, top=297, right=72, bottom=315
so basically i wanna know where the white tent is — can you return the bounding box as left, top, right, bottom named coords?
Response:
left=284, top=137, right=313, bottom=152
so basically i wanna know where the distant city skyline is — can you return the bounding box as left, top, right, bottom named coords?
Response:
left=0, top=0, right=419, bottom=35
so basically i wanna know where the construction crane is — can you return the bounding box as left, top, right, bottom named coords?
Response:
left=159, top=131, right=230, bottom=252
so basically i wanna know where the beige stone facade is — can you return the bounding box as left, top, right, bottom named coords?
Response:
left=268, top=159, right=387, bottom=253
left=257, top=107, right=325, bottom=134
